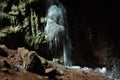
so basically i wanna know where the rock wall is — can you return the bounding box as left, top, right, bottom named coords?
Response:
left=0, top=0, right=48, bottom=58
left=61, top=0, right=120, bottom=79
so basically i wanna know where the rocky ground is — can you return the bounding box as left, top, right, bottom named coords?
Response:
left=0, top=44, right=111, bottom=80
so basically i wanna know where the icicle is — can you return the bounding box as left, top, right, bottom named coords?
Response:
left=45, top=4, right=72, bottom=66
left=63, top=36, right=72, bottom=66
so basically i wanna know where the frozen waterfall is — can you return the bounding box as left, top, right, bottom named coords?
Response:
left=45, top=4, right=72, bottom=66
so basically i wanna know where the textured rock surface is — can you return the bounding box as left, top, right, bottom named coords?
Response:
left=0, top=44, right=111, bottom=80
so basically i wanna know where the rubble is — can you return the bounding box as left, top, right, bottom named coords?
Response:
left=0, top=44, right=111, bottom=80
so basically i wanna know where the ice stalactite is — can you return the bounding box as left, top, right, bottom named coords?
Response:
left=45, top=4, right=72, bottom=66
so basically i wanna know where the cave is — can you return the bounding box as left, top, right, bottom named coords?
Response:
left=0, top=0, right=120, bottom=79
